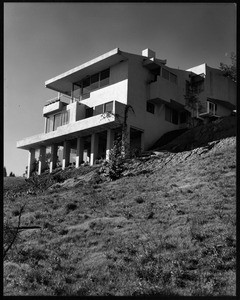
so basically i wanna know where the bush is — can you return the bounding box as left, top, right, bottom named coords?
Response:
left=100, top=139, right=126, bottom=181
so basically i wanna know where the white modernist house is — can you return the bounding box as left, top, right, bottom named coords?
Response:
left=17, top=48, right=236, bottom=177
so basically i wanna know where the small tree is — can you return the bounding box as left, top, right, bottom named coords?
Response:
left=184, top=78, right=203, bottom=128
left=9, top=171, right=15, bottom=177
left=100, top=104, right=135, bottom=180
left=220, top=52, right=236, bottom=82
left=3, top=166, right=7, bottom=177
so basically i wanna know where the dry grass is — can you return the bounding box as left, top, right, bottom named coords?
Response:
left=3, top=136, right=236, bottom=296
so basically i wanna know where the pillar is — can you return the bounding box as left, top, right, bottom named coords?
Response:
left=106, top=129, right=114, bottom=160
left=62, top=140, right=71, bottom=170
left=75, top=137, right=84, bottom=168
left=27, top=148, right=35, bottom=178
left=49, top=144, right=58, bottom=173
left=90, top=133, right=99, bottom=166
left=38, top=146, right=46, bottom=175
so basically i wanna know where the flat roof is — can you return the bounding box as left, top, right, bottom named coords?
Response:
left=45, top=48, right=127, bottom=94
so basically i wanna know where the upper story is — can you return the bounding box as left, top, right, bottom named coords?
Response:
left=42, top=48, right=236, bottom=134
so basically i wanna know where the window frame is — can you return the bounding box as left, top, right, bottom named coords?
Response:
left=146, top=102, right=155, bottom=114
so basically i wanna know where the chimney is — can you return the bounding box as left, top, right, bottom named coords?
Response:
left=142, top=48, right=156, bottom=59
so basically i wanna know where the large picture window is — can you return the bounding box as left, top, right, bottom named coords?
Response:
left=45, top=110, right=69, bottom=133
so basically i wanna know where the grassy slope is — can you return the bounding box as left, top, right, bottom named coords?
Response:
left=4, top=137, right=236, bottom=296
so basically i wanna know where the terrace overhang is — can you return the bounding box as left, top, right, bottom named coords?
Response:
left=207, top=97, right=236, bottom=111
left=143, top=57, right=167, bottom=71
left=17, top=101, right=126, bottom=150
left=45, top=48, right=127, bottom=95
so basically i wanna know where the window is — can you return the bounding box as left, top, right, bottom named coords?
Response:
left=147, top=102, right=155, bottom=114
left=90, top=73, right=99, bottom=90
left=53, top=113, right=62, bottom=131
left=94, top=101, right=113, bottom=116
left=104, top=101, right=113, bottom=113
left=62, top=110, right=69, bottom=125
left=165, top=106, right=171, bottom=122
left=82, top=77, right=91, bottom=99
left=94, top=104, right=103, bottom=115
left=161, top=68, right=177, bottom=84
left=46, top=115, right=54, bottom=133
left=73, top=68, right=110, bottom=101
left=100, top=69, right=110, bottom=87
left=162, top=68, right=170, bottom=80
left=165, top=106, right=178, bottom=124
left=45, top=110, right=69, bottom=133
left=170, top=73, right=177, bottom=84
left=85, top=107, right=93, bottom=118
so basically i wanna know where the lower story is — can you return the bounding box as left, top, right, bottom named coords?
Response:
left=26, top=126, right=144, bottom=178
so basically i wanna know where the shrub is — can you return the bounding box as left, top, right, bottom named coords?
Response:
left=100, top=139, right=126, bottom=181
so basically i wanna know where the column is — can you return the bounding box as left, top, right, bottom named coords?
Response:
left=27, top=148, right=35, bottom=178
left=106, top=129, right=114, bottom=160
left=75, top=137, right=84, bottom=168
left=90, top=133, right=99, bottom=166
left=49, top=144, right=58, bottom=173
left=38, top=146, right=46, bottom=175
left=62, top=140, right=71, bottom=170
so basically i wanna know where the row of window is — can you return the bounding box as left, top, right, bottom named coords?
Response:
left=72, top=68, right=110, bottom=101
left=85, top=101, right=113, bottom=118
left=162, top=68, right=178, bottom=84
left=45, top=110, right=69, bottom=133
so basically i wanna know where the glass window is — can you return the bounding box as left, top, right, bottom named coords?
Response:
left=90, top=73, right=99, bottom=90
left=162, top=68, right=169, bottom=80
left=54, top=113, right=61, bottom=130
left=85, top=107, right=93, bottom=118
left=147, top=102, right=155, bottom=114
left=46, top=116, right=54, bottom=133
left=94, top=104, right=103, bottom=115
left=73, top=83, right=81, bottom=100
left=62, top=110, right=69, bottom=125
left=100, top=69, right=110, bottom=87
left=104, top=101, right=113, bottom=113
left=165, top=106, right=171, bottom=122
left=82, top=77, right=91, bottom=96
left=170, top=73, right=177, bottom=84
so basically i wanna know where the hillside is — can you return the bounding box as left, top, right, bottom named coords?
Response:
left=3, top=118, right=236, bottom=296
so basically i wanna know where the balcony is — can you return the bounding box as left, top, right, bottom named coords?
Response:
left=43, top=95, right=71, bottom=116
left=17, top=100, right=126, bottom=150
left=148, top=76, right=179, bottom=104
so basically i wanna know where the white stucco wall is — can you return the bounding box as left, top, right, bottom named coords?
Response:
left=126, top=53, right=187, bottom=150
left=206, top=66, right=236, bottom=107
left=144, top=105, right=180, bottom=149
left=80, top=79, right=128, bottom=108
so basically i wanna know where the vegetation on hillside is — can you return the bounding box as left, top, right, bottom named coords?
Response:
left=3, top=131, right=236, bottom=295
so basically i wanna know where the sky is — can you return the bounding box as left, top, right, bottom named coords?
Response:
left=4, top=3, right=236, bottom=176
